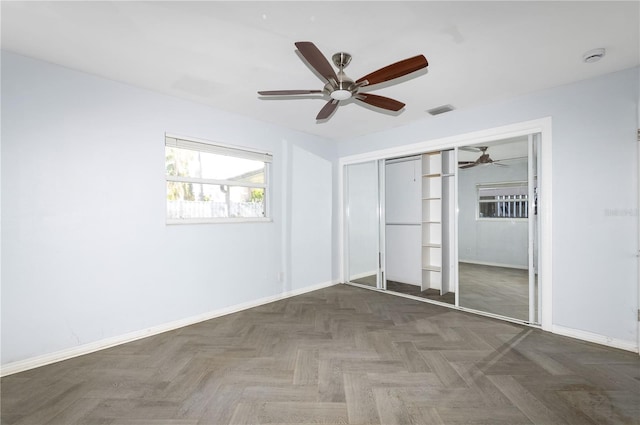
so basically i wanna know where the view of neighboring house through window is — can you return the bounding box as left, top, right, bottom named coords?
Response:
left=165, top=135, right=272, bottom=222
left=477, top=181, right=529, bottom=219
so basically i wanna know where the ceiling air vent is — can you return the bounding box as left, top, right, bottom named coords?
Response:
left=427, top=104, right=455, bottom=116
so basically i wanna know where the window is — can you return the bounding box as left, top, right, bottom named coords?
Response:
left=165, top=135, right=272, bottom=223
left=477, top=182, right=528, bottom=219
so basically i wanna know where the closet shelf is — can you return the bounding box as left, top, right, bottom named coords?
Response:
left=421, top=149, right=455, bottom=296
left=422, top=265, right=442, bottom=272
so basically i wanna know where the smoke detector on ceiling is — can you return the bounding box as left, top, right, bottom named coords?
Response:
left=583, top=48, right=606, bottom=63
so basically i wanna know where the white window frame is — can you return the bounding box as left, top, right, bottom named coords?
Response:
left=476, top=181, right=528, bottom=221
left=165, top=134, right=272, bottom=224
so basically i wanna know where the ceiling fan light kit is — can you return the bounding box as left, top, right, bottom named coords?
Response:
left=330, top=89, right=352, bottom=101
left=258, top=41, right=428, bottom=121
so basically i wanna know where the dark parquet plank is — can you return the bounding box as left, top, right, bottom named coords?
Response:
left=372, top=387, right=413, bottom=425
left=2, top=284, right=639, bottom=425
left=487, top=375, right=565, bottom=424
left=343, top=373, right=379, bottom=425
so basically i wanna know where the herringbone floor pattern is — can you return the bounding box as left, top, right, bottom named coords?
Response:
left=2, top=285, right=639, bottom=424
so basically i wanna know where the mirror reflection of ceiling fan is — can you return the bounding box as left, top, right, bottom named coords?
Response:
left=458, top=146, right=507, bottom=169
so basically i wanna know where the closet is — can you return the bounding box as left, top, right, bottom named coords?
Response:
left=420, top=150, right=455, bottom=297
left=344, top=131, right=543, bottom=325
left=382, top=150, right=455, bottom=301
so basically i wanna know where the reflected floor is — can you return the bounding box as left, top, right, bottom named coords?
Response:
left=459, top=262, right=534, bottom=322
left=350, top=274, right=377, bottom=287
left=351, top=263, right=536, bottom=323
left=386, top=281, right=455, bottom=304
left=349, top=275, right=455, bottom=304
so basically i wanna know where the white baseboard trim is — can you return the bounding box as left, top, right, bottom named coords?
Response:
left=1, top=280, right=338, bottom=377
left=459, top=259, right=528, bottom=270
left=552, top=325, right=638, bottom=353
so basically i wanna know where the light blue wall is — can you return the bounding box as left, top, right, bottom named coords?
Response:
left=1, top=52, right=338, bottom=365
left=339, top=66, right=640, bottom=345
left=2, top=50, right=638, bottom=366
left=291, top=145, right=333, bottom=290
left=458, top=158, right=529, bottom=268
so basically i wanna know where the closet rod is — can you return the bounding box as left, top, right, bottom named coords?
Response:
left=385, top=155, right=421, bottom=165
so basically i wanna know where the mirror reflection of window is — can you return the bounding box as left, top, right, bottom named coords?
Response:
left=477, top=182, right=528, bottom=219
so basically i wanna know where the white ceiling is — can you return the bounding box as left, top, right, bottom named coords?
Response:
left=2, top=1, right=638, bottom=142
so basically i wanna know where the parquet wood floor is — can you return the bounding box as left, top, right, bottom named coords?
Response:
left=2, top=285, right=638, bottom=424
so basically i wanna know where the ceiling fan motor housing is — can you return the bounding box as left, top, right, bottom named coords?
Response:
left=332, top=52, right=352, bottom=68
left=327, top=53, right=356, bottom=100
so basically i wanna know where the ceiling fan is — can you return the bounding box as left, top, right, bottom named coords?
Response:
left=458, top=146, right=506, bottom=169
left=258, top=41, right=428, bottom=121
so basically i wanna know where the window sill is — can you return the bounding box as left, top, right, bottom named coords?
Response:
left=166, top=217, right=273, bottom=225
left=476, top=217, right=528, bottom=222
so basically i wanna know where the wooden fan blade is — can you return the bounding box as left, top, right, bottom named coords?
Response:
left=459, top=163, right=477, bottom=169
left=295, top=41, right=338, bottom=83
left=356, top=55, right=428, bottom=86
left=258, top=90, right=323, bottom=95
left=355, top=93, right=405, bottom=111
left=316, top=99, right=339, bottom=120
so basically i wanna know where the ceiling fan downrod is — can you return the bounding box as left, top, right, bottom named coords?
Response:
left=327, top=52, right=356, bottom=100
